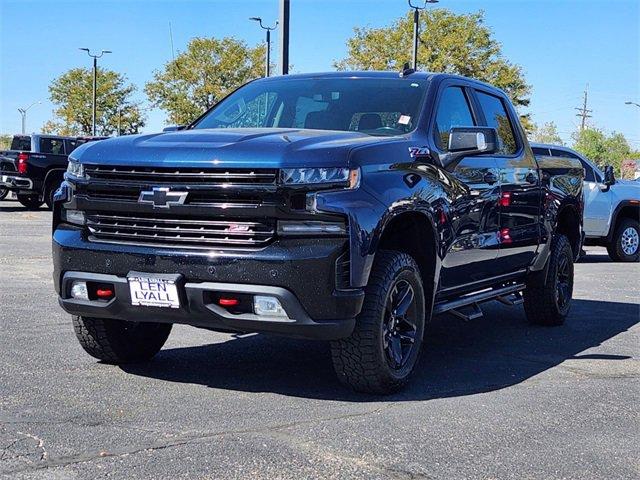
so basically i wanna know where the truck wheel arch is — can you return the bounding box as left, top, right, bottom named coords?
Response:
left=371, top=210, right=440, bottom=317
left=555, top=204, right=582, bottom=259
left=606, top=201, right=640, bottom=242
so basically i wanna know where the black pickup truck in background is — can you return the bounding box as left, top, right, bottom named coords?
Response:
left=0, top=134, right=106, bottom=209
left=53, top=71, right=584, bottom=393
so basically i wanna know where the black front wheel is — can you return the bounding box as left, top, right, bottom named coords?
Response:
left=73, top=316, right=172, bottom=364
left=0, top=187, right=8, bottom=201
left=331, top=250, right=426, bottom=394
left=524, top=234, right=574, bottom=326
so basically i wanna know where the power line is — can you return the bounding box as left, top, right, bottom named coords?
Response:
left=575, top=84, right=593, bottom=131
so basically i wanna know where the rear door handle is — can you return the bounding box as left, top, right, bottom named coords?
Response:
left=483, top=172, right=498, bottom=185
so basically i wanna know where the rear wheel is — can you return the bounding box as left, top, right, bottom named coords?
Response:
left=72, top=316, right=172, bottom=364
left=17, top=194, right=43, bottom=210
left=607, top=218, right=639, bottom=262
left=331, top=250, right=426, bottom=394
left=524, top=234, right=574, bottom=326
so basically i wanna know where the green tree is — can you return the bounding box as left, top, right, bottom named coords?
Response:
left=335, top=9, right=531, bottom=129
left=572, top=127, right=631, bottom=175
left=0, top=134, right=11, bottom=150
left=145, top=37, right=266, bottom=126
left=45, top=67, right=145, bottom=136
left=530, top=121, right=563, bottom=145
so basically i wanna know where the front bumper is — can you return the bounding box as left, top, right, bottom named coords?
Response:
left=0, top=173, right=34, bottom=191
left=53, top=226, right=364, bottom=340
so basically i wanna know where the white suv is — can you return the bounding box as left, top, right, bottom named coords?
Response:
left=532, top=143, right=639, bottom=262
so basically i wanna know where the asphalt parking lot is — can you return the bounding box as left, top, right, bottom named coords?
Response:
left=0, top=200, right=638, bottom=480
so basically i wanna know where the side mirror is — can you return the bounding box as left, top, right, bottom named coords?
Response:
left=442, top=127, right=498, bottom=168
left=603, top=165, right=616, bottom=186
left=162, top=125, right=186, bottom=133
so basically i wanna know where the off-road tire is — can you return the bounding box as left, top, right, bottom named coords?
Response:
left=524, top=234, right=574, bottom=326
left=72, top=316, right=172, bottom=364
left=331, top=250, right=426, bottom=394
left=606, top=218, right=639, bottom=262
left=17, top=194, right=43, bottom=210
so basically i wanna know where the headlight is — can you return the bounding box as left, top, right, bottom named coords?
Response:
left=66, top=159, right=85, bottom=179
left=279, top=167, right=360, bottom=189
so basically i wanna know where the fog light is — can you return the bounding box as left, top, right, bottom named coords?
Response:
left=70, top=281, right=89, bottom=300
left=63, top=209, right=85, bottom=226
left=253, top=295, right=288, bottom=318
left=277, top=220, right=346, bottom=236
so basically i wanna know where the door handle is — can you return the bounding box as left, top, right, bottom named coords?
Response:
left=483, top=172, right=498, bottom=185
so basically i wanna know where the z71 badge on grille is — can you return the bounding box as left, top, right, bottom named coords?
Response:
left=138, top=187, right=188, bottom=208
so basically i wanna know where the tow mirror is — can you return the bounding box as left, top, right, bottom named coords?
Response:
left=603, top=165, right=616, bottom=186
left=162, top=125, right=186, bottom=133
left=601, top=165, right=616, bottom=192
left=442, top=127, right=498, bottom=168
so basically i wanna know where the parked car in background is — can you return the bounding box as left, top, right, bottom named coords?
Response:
left=531, top=143, right=640, bottom=262
left=0, top=134, right=105, bottom=209
left=53, top=71, right=584, bottom=394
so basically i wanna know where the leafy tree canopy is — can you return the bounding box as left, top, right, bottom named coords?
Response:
left=335, top=9, right=531, bottom=128
left=530, top=121, right=563, bottom=145
left=44, top=67, right=144, bottom=136
left=572, top=127, right=632, bottom=175
left=145, top=37, right=266, bottom=126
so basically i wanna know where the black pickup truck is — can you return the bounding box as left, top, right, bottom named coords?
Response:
left=0, top=134, right=106, bottom=209
left=52, top=71, right=584, bottom=393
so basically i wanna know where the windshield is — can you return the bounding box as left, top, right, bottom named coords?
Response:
left=193, top=77, right=428, bottom=136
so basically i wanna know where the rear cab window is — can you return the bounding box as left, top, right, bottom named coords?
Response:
left=10, top=136, right=31, bottom=151
left=475, top=91, right=518, bottom=155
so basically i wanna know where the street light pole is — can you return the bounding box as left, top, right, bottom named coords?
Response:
left=249, top=17, right=278, bottom=77
left=408, top=0, right=439, bottom=70
left=79, top=48, right=112, bottom=136
left=625, top=101, right=640, bottom=109
left=17, top=101, right=40, bottom=135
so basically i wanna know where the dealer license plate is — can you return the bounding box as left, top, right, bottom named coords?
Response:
left=128, top=275, right=180, bottom=308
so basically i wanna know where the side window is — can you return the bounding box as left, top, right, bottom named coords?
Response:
left=40, top=138, right=64, bottom=155
left=434, top=87, right=475, bottom=150
left=476, top=91, right=518, bottom=155
left=531, top=147, right=551, bottom=157
left=579, top=161, right=596, bottom=182
left=65, top=139, right=79, bottom=154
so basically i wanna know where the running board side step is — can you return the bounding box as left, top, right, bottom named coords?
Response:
left=433, top=283, right=526, bottom=321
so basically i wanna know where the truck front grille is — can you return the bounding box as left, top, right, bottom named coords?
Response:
left=84, top=165, right=277, bottom=185
left=86, top=213, right=275, bottom=249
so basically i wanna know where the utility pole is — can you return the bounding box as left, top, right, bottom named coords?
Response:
left=279, top=0, right=290, bottom=75
left=79, top=48, right=112, bottom=136
left=408, top=0, right=438, bottom=70
left=250, top=17, right=278, bottom=77
left=575, top=85, right=592, bottom=131
left=17, top=101, right=40, bottom=135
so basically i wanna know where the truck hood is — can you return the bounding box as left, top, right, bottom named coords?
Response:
left=72, top=128, right=395, bottom=168
left=611, top=179, right=640, bottom=199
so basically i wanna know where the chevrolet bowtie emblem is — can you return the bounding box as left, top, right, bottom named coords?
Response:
left=138, top=187, right=188, bottom=208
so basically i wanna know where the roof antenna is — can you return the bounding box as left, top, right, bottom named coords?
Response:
left=400, top=62, right=415, bottom=78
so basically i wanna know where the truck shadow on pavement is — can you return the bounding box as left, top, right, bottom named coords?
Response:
left=121, top=298, right=639, bottom=401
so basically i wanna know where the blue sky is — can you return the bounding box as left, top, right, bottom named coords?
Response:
left=1, top=0, right=638, bottom=147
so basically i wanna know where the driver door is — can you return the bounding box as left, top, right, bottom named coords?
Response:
left=433, top=84, right=501, bottom=291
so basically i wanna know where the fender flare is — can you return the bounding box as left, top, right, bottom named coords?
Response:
left=606, top=200, right=640, bottom=242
